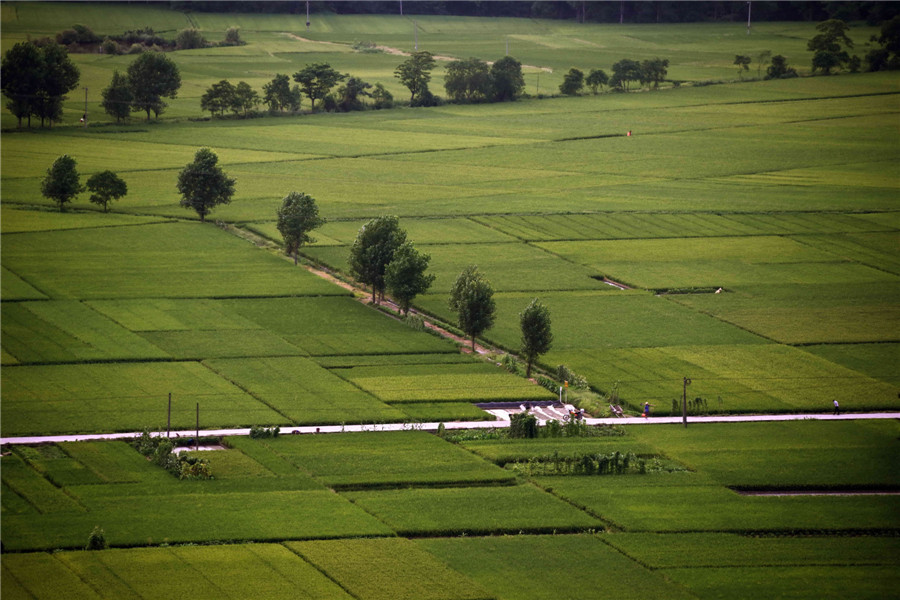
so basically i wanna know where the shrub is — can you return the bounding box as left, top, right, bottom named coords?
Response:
left=372, top=83, right=393, bottom=109
left=249, top=425, right=280, bottom=439
left=404, top=313, right=425, bottom=331
left=537, top=376, right=558, bottom=393
left=223, top=26, right=242, bottom=46
left=509, top=412, right=538, bottom=439
left=127, top=43, right=143, bottom=55
left=85, top=525, right=108, bottom=550
left=556, top=365, right=588, bottom=390
left=101, top=38, right=119, bottom=55
left=175, top=28, right=206, bottom=50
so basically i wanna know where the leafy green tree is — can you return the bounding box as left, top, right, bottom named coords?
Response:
left=585, top=68, right=608, bottom=94
left=2, top=41, right=79, bottom=128
left=85, top=526, right=108, bottom=551
left=489, top=55, right=525, bottom=102
left=263, top=74, right=301, bottom=112
left=766, top=55, right=798, bottom=79
left=176, top=148, right=235, bottom=222
left=293, top=63, right=346, bottom=112
left=1, top=41, right=43, bottom=127
left=808, top=19, right=853, bottom=74
left=559, top=67, right=584, bottom=95
left=395, top=51, right=436, bottom=105
left=275, top=191, right=325, bottom=265
left=335, top=76, right=372, bottom=112
left=127, top=51, right=181, bottom=120
left=610, top=59, right=642, bottom=91
left=349, top=216, right=408, bottom=303
left=41, top=155, right=83, bottom=212
left=444, top=57, right=491, bottom=102
left=231, top=81, right=258, bottom=115
left=86, top=170, right=127, bottom=212
left=200, top=80, right=236, bottom=117
left=734, top=54, right=751, bottom=79
left=449, top=265, right=496, bottom=352
left=519, top=298, right=552, bottom=378
left=640, top=57, right=669, bottom=88
left=385, top=242, right=435, bottom=315
left=101, top=70, right=132, bottom=123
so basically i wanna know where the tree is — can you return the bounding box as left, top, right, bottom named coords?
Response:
left=867, top=15, right=900, bottom=71
left=41, top=155, right=83, bottom=212
left=223, top=26, right=242, bottom=46
left=559, top=67, right=584, bottom=95
left=489, top=55, right=525, bottom=102
left=448, top=265, right=496, bottom=352
left=231, top=81, right=258, bottom=115
left=444, top=57, right=491, bottom=102
left=519, top=298, right=552, bottom=378
left=200, top=80, right=236, bottom=117
left=385, top=242, right=435, bottom=315
left=2, top=41, right=79, bottom=128
left=101, top=70, right=133, bottom=123
left=275, top=191, right=325, bottom=265
left=127, top=51, right=181, bottom=120
left=807, top=18, right=853, bottom=74
left=262, top=74, right=301, bottom=112
left=734, top=54, right=751, bottom=79
left=756, top=50, right=772, bottom=79
left=640, top=57, right=669, bottom=88
left=293, top=63, right=346, bottom=112
left=1, top=42, right=43, bottom=127
left=610, top=59, right=642, bottom=91
left=176, top=148, right=235, bottom=222
left=394, top=51, right=436, bottom=105
left=335, top=76, right=372, bottom=112
left=86, top=170, right=127, bottom=212
left=585, top=68, right=608, bottom=94
left=348, top=216, right=407, bottom=304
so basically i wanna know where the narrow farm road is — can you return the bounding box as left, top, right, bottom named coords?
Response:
left=2, top=412, right=896, bottom=446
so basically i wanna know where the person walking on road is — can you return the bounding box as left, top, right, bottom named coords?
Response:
left=642, top=402, right=651, bottom=418
left=833, top=399, right=840, bottom=415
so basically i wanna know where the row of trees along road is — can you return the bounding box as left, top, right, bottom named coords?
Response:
left=40, top=152, right=554, bottom=382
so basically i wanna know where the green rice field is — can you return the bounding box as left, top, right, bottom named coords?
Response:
left=1, top=3, right=898, bottom=599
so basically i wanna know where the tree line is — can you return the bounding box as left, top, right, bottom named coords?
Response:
left=6, top=17, right=898, bottom=127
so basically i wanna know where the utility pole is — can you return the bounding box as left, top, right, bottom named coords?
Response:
left=399, top=0, right=403, bottom=16
left=682, top=377, right=691, bottom=428
left=83, top=87, right=88, bottom=128
left=746, top=1, right=752, bottom=35
left=536, top=71, right=540, bottom=96
left=195, top=403, right=200, bottom=451
left=167, top=392, right=172, bottom=438
left=306, top=1, right=310, bottom=31
left=414, top=20, right=418, bottom=51
left=505, top=36, right=508, bottom=56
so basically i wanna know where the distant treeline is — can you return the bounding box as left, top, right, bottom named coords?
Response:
left=169, top=1, right=900, bottom=25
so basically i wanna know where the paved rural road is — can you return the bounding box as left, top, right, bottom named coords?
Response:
left=2, top=412, right=897, bottom=446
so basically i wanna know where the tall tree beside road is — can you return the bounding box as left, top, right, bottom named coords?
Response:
left=176, top=148, right=235, bottom=222
left=385, top=242, right=435, bottom=315
left=349, top=216, right=408, bottom=304
left=276, top=192, right=325, bottom=265
left=127, top=51, right=181, bottom=120
left=449, top=265, right=496, bottom=352
left=519, top=298, right=552, bottom=378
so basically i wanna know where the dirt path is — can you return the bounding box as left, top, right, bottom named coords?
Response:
left=285, top=33, right=553, bottom=72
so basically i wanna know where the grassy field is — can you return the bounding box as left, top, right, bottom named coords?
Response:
left=1, top=4, right=898, bottom=599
